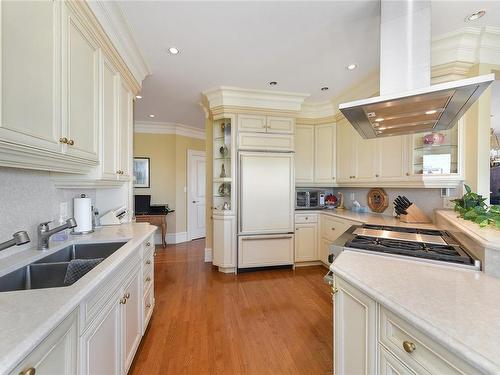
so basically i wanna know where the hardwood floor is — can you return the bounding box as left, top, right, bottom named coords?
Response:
left=129, top=239, right=333, bottom=375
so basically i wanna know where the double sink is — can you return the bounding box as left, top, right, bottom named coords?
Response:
left=0, top=242, right=126, bottom=293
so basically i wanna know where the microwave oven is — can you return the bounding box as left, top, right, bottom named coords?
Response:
left=296, top=189, right=326, bottom=209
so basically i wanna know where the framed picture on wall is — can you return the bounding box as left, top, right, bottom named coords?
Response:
left=133, top=157, right=150, bottom=188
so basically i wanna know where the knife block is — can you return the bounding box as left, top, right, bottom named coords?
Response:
left=399, top=204, right=432, bottom=224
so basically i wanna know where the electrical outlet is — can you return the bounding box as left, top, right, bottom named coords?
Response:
left=350, top=192, right=355, bottom=201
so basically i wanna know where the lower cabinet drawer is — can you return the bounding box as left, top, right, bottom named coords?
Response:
left=379, top=345, right=418, bottom=375
left=295, top=213, right=318, bottom=224
left=238, top=234, right=294, bottom=268
left=320, top=215, right=355, bottom=242
left=379, top=307, right=482, bottom=375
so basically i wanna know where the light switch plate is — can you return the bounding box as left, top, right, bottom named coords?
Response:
left=60, top=202, right=69, bottom=218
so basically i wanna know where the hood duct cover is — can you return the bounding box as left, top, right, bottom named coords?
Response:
left=339, top=0, right=494, bottom=139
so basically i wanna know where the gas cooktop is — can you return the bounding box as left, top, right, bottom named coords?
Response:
left=344, top=224, right=480, bottom=269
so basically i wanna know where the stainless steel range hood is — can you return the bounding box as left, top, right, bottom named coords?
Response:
left=339, top=0, right=494, bottom=139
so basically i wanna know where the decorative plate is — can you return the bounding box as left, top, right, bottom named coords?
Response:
left=367, top=188, right=389, bottom=213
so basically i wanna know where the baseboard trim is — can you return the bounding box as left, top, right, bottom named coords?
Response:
left=204, top=248, right=213, bottom=262
left=154, top=231, right=188, bottom=245
left=294, top=260, right=323, bottom=267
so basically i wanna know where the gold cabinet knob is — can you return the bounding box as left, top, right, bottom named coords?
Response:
left=119, top=297, right=127, bottom=305
left=125, top=292, right=130, bottom=299
left=146, top=241, right=151, bottom=247
left=145, top=277, right=151, bottom=282
left=68, top=139, right=74, bottom=146
left=330, top=286, right=338, bottom=297
left=406, top=172, right=410, bottom=176
left=146, top=260, right=151, bottom=265
left=331, top=227, right=336, bottom=231
left=403, top=340, right=416, bottom=353
left=375, top=174, right=379, bottom=177
left=146, top=303, right=151, bottom=308
left=59, top=137, right=68, bottom=144
left=19, top=368, right=36, bottom=375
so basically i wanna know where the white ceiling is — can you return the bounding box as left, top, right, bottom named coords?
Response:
left=120, top=1, right=500, bottom=129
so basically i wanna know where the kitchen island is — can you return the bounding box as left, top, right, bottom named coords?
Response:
left=330, top=246, right=500, bottom=375
left=0, top=223, right=157, bottom=375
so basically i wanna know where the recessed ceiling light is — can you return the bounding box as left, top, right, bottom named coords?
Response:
left=425, top=110, right=437, bottom=115
left=375, top=118, right=384, bottom=122
left=269, top=81, right=278, bottom=86
left=148, top=114, right=155, bottom=118
left=321, top=87, right=329, bottom=91
left=135, top=95, right=143, bottom=99
left=347, top=64, right=358, bottom=71
left=465, top=10, right=485, bottom=22
left=168, top=47, right=180, bottom=55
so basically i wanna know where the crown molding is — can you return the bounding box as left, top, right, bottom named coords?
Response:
left=203, top=86, right=310, bottom=112
left=134, top=121, right=205, bottom=140
left=432, top=26, right=500, bottom=67
left=298, top=100, right=336, bottom=119
left=86, top=0, right=151, bottom=87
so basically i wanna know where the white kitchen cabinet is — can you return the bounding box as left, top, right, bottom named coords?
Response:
left=0, top=0, right=62, bottom=155
left=118, top=82, right=133, bottom=179
left=213, top=214, right=237, bottom=272
left=319, top=214, right=358, bottom=265
left=332, top=277, right=484, bottom=375
left=238, top=114, right=294, bottom=134
left=295, top=124, right=315, bottom=183
left=101, top=57, right=119, bottom=180
left=81, top=296, right=122, bottom=375
left=238, top=132, right=294, bottom=152
left=334, top=276, right=377, bottom=375
left=122, top=268, right=142, bottom=374
left=295, top=223, right=318, bottom=262
left=266, top=116, right=294, bottom=134
left=378, top=135, right=410, bottom=181
left=11, top=310, right=78, bottom=375
left=354, top=133, right=378, bottom=182
left=238, top=114, right=267, bottom=132
left=314, top=123, right=336, bottom=184
left=336, top=119, right=357, bottom=183
left=62, top=1, right=99, bottom=162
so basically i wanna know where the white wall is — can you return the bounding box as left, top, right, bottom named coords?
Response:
left=0, top=167, right=129, bottom=260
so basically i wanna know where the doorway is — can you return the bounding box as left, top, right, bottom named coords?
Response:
left=187, top=150, right=206, bottom=240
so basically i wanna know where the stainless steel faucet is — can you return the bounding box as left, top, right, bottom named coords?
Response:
left=37, top=218, right=77, bottom=250
left=0, top=231, right=30, bottom=251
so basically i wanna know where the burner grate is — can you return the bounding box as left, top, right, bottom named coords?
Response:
left=345, top=235, right=474, bottom=265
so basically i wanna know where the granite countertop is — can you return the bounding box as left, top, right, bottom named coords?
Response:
left=296, top=208, right=438, bottom=229
left=331, top=251, right=500, bottom=375
left=0, top=223, right=157, bottom=374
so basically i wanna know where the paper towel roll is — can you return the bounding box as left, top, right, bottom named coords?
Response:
left=73, top=197, right=92, bottom=233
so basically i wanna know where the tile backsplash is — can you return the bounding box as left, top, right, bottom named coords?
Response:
left=0, top=167, right=96, bottom=258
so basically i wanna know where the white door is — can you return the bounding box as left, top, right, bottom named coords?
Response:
left=239, top=151, right=294, bottom=234
left=188, top=150, right=206, bottom=240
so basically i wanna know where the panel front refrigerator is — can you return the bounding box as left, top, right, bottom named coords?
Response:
left=238, top=151, right=294, bottom=269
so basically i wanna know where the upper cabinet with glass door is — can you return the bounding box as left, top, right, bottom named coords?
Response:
left=213, top=115, right=236, bottom=215
left=410, top=119, right=464, bottom=186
